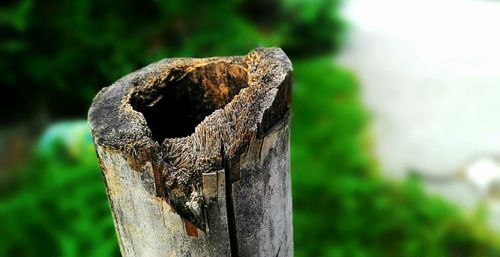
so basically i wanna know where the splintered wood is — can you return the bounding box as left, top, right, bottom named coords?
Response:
left=88, top=48, right=293, bottom=257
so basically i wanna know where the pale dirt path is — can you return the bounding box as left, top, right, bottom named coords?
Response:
left=336, top=0, right=500, bottom=228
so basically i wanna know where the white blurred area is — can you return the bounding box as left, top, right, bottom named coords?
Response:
left=337, top=0, right=500, bottom=228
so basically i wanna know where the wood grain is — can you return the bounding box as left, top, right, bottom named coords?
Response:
left=89, top=48, right=293, bottom=257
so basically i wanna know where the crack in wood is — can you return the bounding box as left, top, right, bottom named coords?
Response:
left=221, top=140, right=239, bottom=257
left=152, top=159, right=166, bottom=199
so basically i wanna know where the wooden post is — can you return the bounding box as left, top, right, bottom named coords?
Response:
left=88, top=48, right=293, bottom=257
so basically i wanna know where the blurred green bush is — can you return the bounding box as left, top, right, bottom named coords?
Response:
left=1, top=0, right=500, bottom=256
left=291, top=59, right=500, bottom=256
left=0, top=0, right=343, bottom=123
left=0, top=121, right=118, bottom=257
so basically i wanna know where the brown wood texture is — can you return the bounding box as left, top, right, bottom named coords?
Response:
left=88, top=48, right=293, bottom=257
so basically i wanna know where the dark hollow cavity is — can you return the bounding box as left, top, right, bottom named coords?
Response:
left=130, top=62, right=248, bottom=143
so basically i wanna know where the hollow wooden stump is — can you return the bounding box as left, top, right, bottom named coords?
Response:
left=88, top=48, right=293, bottom=257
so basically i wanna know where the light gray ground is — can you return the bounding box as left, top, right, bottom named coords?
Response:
left=337, top=0, right=500, bottom=229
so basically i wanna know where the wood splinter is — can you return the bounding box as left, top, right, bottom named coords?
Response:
left=88, top=47, right=293, bottom=257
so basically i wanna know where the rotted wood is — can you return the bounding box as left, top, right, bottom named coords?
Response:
left=88, top=47, right=293, bottom=257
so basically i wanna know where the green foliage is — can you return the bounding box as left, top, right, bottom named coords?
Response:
left=0, top=121, right=119, bottom=257
left=291, top=58, right=500, bottom=256
left=0, top=0, right=343, bottom=123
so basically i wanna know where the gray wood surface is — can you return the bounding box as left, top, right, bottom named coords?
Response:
left=89, top=48, right=293, bottom=257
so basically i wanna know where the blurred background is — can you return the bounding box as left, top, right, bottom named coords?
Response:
left=1, top=0, right=500, bottom=256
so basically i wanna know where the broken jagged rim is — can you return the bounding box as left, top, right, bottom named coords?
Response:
left=88, top=47, right=292, bottom=230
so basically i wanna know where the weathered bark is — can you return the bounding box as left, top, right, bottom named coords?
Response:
left=88, top=48, right=293, bottom=257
